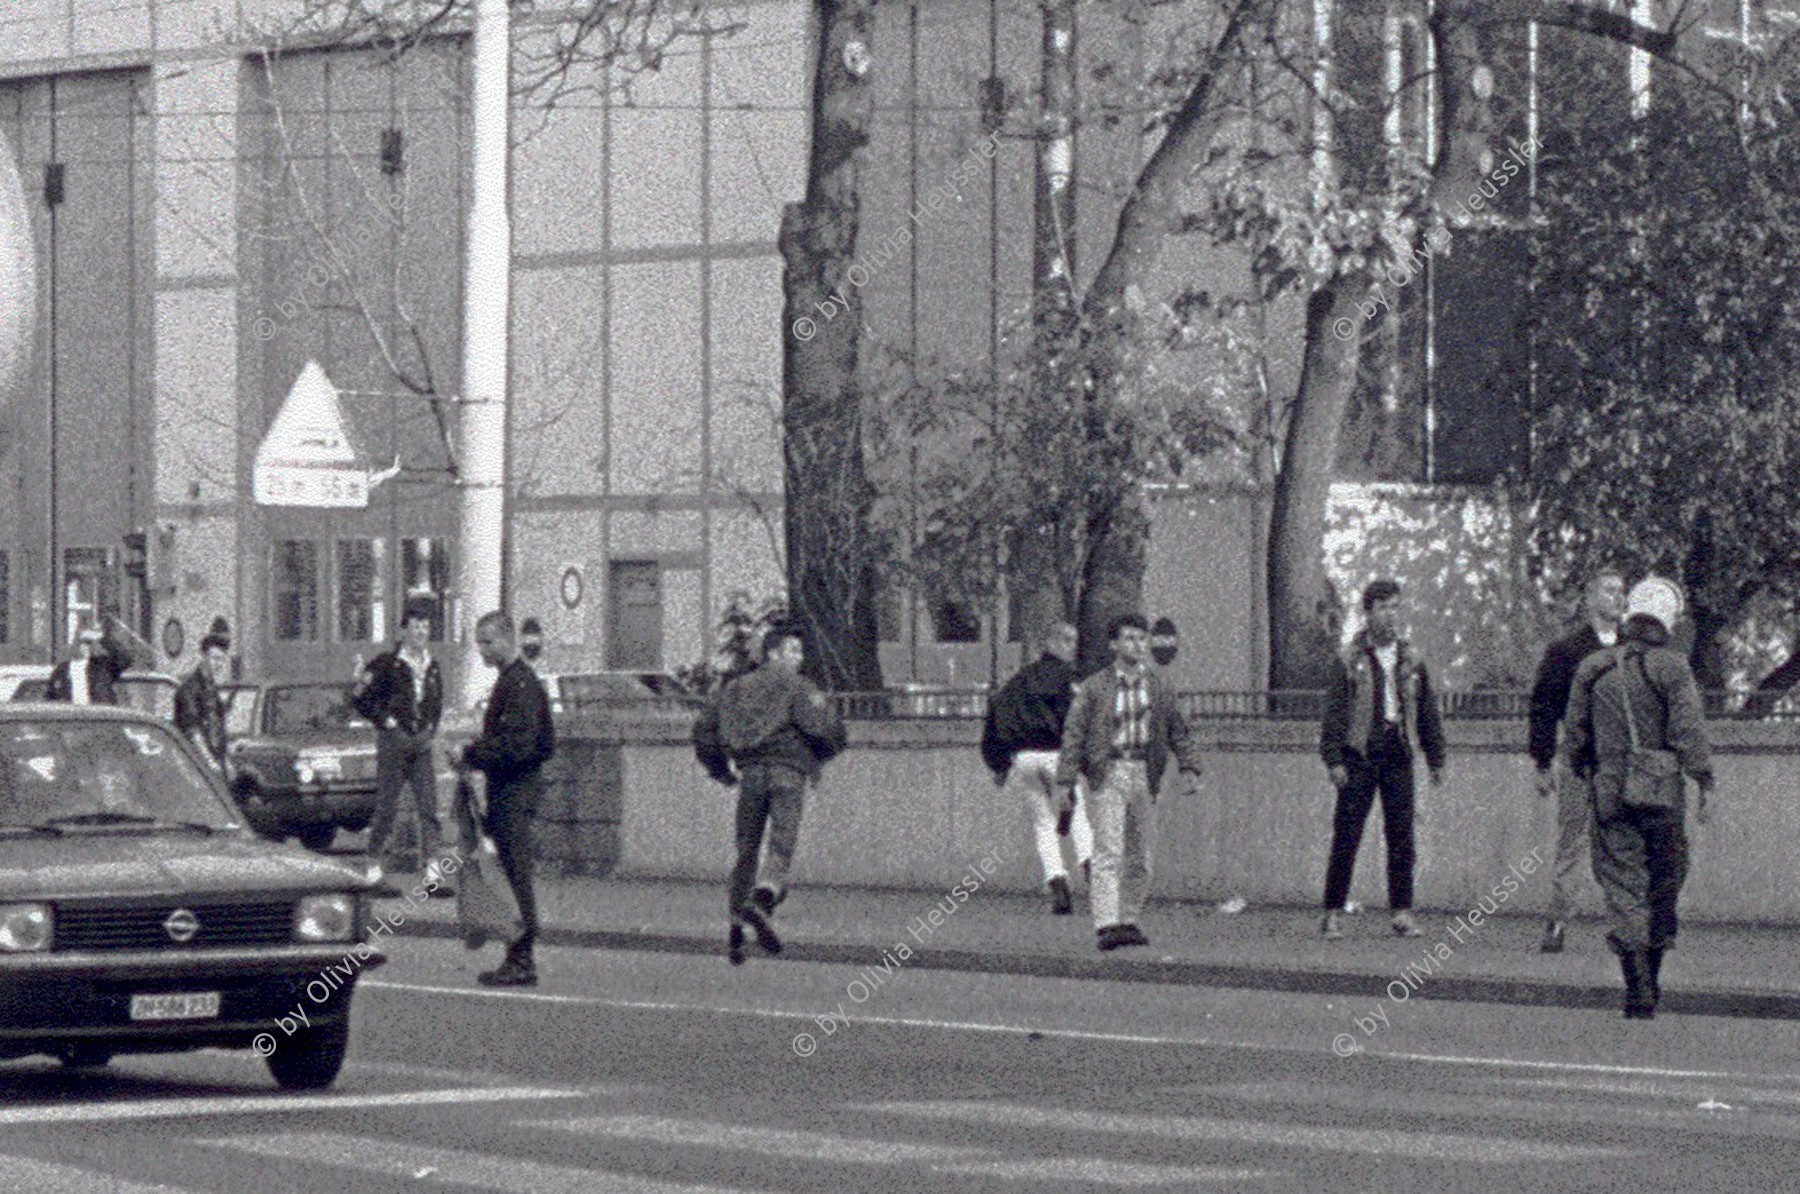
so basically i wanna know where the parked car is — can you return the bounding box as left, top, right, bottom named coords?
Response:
left=226, top=682, right=379, bottom=851
left=0, top=704, right=381, bottom=1088
left=548, top=670, right=702, bottom=713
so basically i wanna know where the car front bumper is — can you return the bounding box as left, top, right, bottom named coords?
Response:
left=0, top=942, right=386, bottom=1056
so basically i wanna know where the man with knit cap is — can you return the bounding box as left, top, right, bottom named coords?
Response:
left=1564, top=576, right=1715, bottom=1020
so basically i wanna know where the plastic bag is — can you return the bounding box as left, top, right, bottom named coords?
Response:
left=452, top=775, right=522, bottom=950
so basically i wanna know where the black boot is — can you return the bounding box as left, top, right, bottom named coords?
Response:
left=1646, top=946, right=1665, bottom=1008
left=1607, top=933, right=1654, bottom=1020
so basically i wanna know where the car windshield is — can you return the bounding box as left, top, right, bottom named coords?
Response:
left=0, top=719, right=236, bottom=830
left=264, top=684, right=369, bottom=736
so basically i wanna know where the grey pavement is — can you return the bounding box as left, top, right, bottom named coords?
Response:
left=369, top=865, right=1800, bottom=1020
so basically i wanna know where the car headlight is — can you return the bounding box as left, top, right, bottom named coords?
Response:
left=294, top=894, right=356, bottom=942
left=0, top=903, right=51, bottom=951
left=293, top=754, right=343, bottom=784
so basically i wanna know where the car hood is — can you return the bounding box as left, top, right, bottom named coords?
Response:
left=0, top=833, right=375, bottom=901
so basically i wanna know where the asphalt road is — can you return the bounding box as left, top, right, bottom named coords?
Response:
left=3, top=936, right=1800, bottom=1192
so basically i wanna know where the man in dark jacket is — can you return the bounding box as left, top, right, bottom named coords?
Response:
left=1526, top=568, right=1625, bottom=953
left=1055, top=614, right=1203, bottom=952
left=981, top=621, right=1091, bottom=914
left=353, top=597, right=448, bottom=887
left=694, top=623, right=846, bottom=965
left=175, top=620, right=232, bottom=775
left=46, top=619, right=143, bottom=705
left=1319, top=579, right=1446, bottom=941
left=1564, top=577, right=1714, bottom=1020
left=458, top=610, right=556, bottom=987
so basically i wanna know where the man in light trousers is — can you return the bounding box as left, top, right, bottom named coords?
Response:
left=1056, top=614, right=1203, bottom=952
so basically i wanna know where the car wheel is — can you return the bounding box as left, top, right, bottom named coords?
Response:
left=295, top=825, right=336, bottom=851
left=264, top=1017, right=349, bottom=1091
left=57, top=1045, right=112, bottom=1068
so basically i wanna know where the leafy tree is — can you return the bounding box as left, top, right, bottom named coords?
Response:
left=1527, top=64, right=1800, bottom=693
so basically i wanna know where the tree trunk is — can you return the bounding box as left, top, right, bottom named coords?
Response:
left=1268, top=280, right=1364, bottom=690
left=1010, top=0, right=1083, bottom=658
left=1744, top=647, right=1800, bottom=719
left=779, top=0, right=884, bottom=692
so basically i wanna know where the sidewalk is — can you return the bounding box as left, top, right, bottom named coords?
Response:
left=375, top=871, right=1800, bottom=1020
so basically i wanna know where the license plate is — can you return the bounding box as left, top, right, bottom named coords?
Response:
left=128, top=991, right=221, bottom=1021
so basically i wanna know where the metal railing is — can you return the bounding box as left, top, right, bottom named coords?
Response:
left=815, top=688, right=1797, bottom=722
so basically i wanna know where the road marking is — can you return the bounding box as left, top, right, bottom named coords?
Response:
left=860, top=1100, right=1635, bottom=1163
left=0, top=1086, right=585, bottom=1127
left=529, top=1114, right=1268, bottom=1185
left=193, top=1131, right=765, bottom=1194
left=0, top=1154, right=200, bottom=1193
left=363, top=977, right=1800, bottom=1085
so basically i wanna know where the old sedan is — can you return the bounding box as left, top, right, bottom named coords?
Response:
left=227, top=682, right=379, bottom=851
left=0, top=704, right=383, bottom=1089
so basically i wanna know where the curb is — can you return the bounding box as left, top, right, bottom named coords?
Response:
left=387, top=916, right=1800, bottom=1020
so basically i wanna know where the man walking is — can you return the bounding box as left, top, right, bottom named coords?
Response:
left=981, top=621, right=1092, bottom=915
left=175, top=620, right=232, bottom=775
left=353, top=597, right=450, bottom=891
left=1319, top=579, right=1446, bottom=941
left=1055, top=614, right=1203, bottom=952
left=1526, top=568, right=1626, bottom=952
left=1564, top=577, right=1714, bottom=1019
left=694, top=623, right=846, bottom=965
left=458, top=611, right=556, bottom=987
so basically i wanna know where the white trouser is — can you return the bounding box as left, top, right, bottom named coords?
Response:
left=1007, top=750, right=1093, bottom=884
left=1088, top=760, right=1154, bottom=929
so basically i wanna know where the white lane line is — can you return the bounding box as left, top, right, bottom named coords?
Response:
left=0, top=1154, right=201, bottom=1193
left=363, top=977, right=1800, bottom=1085
left=936, top=1158, right=1266, bottom=1186
left=527, top=1114, right=1269, bottom=1186
left=859, top=1100, right=1634, bottom=1163
left=0, top=1086, right=585, bottom=1127
left=1201, top=1079, right=1800, bottom=1135
left=193, top=1131, right=766, bottom=1194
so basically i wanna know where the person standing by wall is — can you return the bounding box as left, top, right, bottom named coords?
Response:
left=175, top=620, right=232, bottom=775
left=1526, top=568, right=1626, bottom=952
left=1563, top=577, right=1714, bottom=1020
left=1319, top=579, right=1446, bottom=941
left=981, top=621, right=1092, bottom=915
left=1055, top=614, right=1203, bottom=953
left=353, top=597, right=449, bottom=889
left=457, top=611, right=556, bottom=988
left=694, top=623, right=846, bottom=966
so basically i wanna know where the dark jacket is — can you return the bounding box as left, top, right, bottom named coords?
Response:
left=693, top=665, right=846, bottom=784
left=1563, top=617, right=1712, bottom=786
left=45, top=636, right=137, bottom=705
left=980, top=654, right=1078, bottom=779
left=1527, top=623, right=1611, bottom=769
left=1320, top=633, right=1446, bottom=772
left=1055, top=664, right=1202, bottom=798
left=463, top=658, right=555, bottom=786
left=174, top=666, right=228, bottom=767
left=352, top=647, right=444, bottom=737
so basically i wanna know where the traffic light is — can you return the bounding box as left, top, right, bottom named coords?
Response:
left=122, top=531, right=148, bottom=582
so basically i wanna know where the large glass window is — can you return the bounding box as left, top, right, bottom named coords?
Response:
left=336, top=538, right=384, bottom=642
left=274, top=540, right=320, bottom=641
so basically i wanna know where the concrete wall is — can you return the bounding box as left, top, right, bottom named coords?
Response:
left=573, top=714, right=1800, bottom=924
